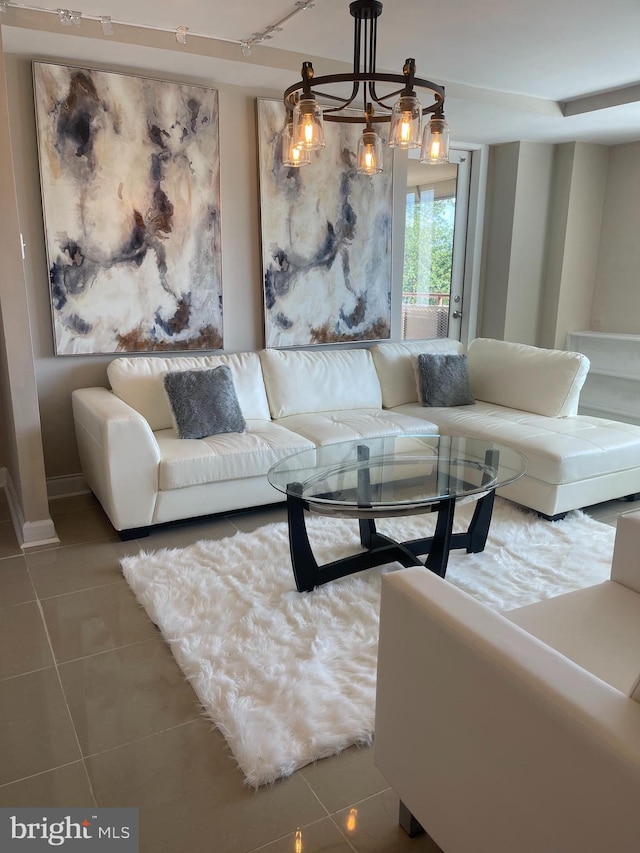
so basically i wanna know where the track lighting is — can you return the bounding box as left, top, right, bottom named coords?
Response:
left=100, top=15, right=113, bottom=36
left=57, top=8, right=81, bottom=26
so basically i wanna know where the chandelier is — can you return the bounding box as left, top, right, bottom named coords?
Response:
left=283, top=0, right=450, bottom=175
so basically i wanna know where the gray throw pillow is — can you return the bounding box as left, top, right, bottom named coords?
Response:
left=414, top=353, right=475, bottom=407
left=163, top=365, right=246, bottom=439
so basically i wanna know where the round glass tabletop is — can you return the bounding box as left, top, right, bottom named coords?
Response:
left=268, top=433, right=528, bottom=517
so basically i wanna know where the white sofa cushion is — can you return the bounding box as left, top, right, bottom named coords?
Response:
left=108, top=352, right=271, bottom=431
left=274, top=409, right=438, bottom=447
left=260, top=348, right=382, bottom=418
left=467, top=338, right=589, bottom=417
left=370, top=338, right=465, bottom=409
left=155, top=420, right=313, bottom=491
left=395, top=401, right=640, bottom=485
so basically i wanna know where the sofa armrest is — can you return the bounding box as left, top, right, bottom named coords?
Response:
left=375, top=568, right=640, bottom=853
left=611, top=510, right=640, bottom=594
left=72, top=387, right=161, bottom=531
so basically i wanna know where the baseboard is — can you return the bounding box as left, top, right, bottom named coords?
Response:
left=47, top=473, right=90, bottom=500
left=2, top=468, right=59, bottom=549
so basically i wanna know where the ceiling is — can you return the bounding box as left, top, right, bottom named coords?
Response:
left=2, top=0, right=640, bottom=146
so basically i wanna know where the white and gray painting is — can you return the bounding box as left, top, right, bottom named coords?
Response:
left=257, top=99, right=392, bottom=348
left=33, top=62, right=223, bottom=354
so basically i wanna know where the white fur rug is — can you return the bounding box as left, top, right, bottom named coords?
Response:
left=121, top=498, right=615, bottom=787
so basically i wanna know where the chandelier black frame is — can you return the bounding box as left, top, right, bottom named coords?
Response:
left=283, top=0, right=446, bottom=127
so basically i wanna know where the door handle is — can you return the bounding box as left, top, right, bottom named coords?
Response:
left=452, top=310, right=462, bottom=319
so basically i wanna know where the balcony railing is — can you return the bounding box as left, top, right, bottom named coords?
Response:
left=402, top=291, right=450, bottom=307
left=401, top=303, right=449, bottom=340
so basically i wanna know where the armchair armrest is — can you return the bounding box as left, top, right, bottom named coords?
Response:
left=375, top=567, right=640, bottom=853
left=72, top=388, right=161, bottom=531
left=611, top=510, right=640, bottom=593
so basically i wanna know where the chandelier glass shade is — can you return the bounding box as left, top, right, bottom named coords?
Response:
left=292, top=92, right=325, bottom=150
left=356, top=124, right=383, bottom=174
left=389, top=93, right=422, bottom=149
left=420, top=115, right=450, bottom=164
left=282, top=121, right=311, bottom=166
left=283, top=0, right=449, bottom=173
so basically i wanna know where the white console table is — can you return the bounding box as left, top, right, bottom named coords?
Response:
left=567, top=331, right=640, bottom=426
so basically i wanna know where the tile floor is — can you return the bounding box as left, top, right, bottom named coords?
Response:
left=0, top=490, right=637, bottom=853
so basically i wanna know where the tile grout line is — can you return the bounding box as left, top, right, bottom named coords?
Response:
left=53, top=634, right=163, bottom=667
left=243, top=815, right=337, bottom=853
left=0, top=759, right=89, bottom=791
left=326, top=814, right=359, bottom=853
left=75, top=718, right=201, bottom=764
left=291, top=771, right=364, bottom=853
left=31, top=589, right=99, bottom=808
left=0, top=663, right=55, bottom=684
left=34, top=578, right=132, bottom=603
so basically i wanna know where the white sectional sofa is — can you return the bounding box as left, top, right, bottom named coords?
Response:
left=71, top=337, right=640, bottom=537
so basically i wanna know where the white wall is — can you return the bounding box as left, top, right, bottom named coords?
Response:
left=540, top=142, right=609, bottom=349
left=591, top=141, right=640, bottom=334
left=479, top=141, right=554, bottom=344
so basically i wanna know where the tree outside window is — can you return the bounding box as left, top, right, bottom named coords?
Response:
left=403, top=188, right=455, bottom=306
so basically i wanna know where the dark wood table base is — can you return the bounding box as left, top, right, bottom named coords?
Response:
left=286, top=485, right=496, bottom=593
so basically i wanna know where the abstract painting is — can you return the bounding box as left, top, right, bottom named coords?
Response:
left=33, top=62, right=223, bottom=355
left=257, top=99, right=393, bottom=348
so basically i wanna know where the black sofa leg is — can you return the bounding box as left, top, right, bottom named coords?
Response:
left=399, top=801, right=425, bottom=838
left=118, top=527, right=150, bottom=541
left=536, top=510, right=568, bottom=522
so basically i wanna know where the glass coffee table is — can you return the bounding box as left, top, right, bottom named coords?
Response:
left=268, top=434, right=528, bottom=592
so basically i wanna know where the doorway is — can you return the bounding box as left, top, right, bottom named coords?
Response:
left=401, top=149, right=471, bottom=341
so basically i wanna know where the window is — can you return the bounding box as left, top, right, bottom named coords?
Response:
left=402, top=170, right=456, bottom=340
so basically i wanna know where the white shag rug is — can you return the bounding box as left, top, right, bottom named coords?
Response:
left=121, top=498, right=615, bottom=787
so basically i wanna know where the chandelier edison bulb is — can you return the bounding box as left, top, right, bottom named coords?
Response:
left=356, top=129, right=383, bottom=175
left=292, top=94, right=325, bottom=151
left=282, top=122, right=311, bottom=167
left=389, top=94, right=422, bottom=149
left=420, top=115, right=450, bottom=164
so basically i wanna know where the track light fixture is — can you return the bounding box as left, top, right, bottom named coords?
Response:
left=240, top=0, right=314, bottom=58
left=283, top=0, right=450, bottom=174
left=57, top=8, right=81, bottom=26
left=100, top=15, right=113, bottom=36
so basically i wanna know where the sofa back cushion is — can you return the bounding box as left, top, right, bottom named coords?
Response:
left=467, top=338, right=590, bottom=417
left=107, top=352, right=271, bottom=430
left=370, top=338, right=465, bottom=408
left=259, top=348, right=382, bottom=419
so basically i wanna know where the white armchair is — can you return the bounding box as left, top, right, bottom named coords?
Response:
left=374, top=511, right=640, bottom=853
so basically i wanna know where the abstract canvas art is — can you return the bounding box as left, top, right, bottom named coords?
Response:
left=33, top=62, right=223, bottom=355
left=257, top=99, right=393, bottom=348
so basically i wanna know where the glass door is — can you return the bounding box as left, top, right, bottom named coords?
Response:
left=401, top=149, right=471, bottom=341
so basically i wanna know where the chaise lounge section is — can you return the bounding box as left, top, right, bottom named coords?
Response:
left=71, top=337, right=640, bottom=537
left=373, top=337, right=640, bottom=519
